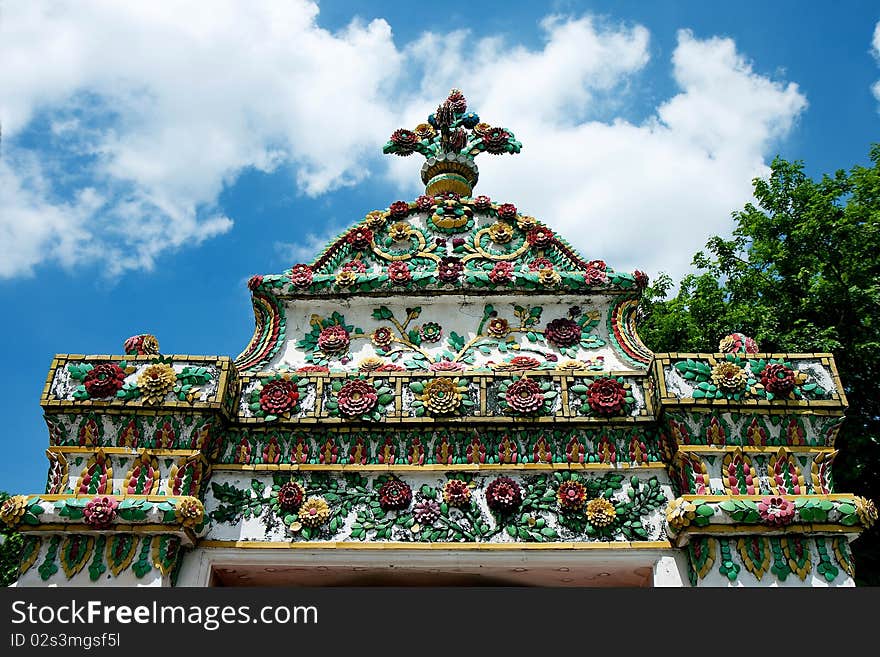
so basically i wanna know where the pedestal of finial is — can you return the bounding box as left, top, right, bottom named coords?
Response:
left=421, top=153, right=479, bottom=197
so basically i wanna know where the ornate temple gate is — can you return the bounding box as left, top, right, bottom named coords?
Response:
left=4, top=90, right=873, bottom=587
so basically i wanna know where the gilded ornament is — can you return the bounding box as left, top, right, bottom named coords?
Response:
left=175, top=496, right=205, bottom=528
left=0, top=495, right=29, bottom=529
left=137, top=363, right=177, bottom=404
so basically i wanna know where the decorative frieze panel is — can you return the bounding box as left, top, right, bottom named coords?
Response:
left=204, top=470, right=673, bottom=545
left=236, top=371, right=653, bottom=424
left=684, top=535, right=858, bottom=586
left=42, top=355, right=235, bottom=416
left=670, top=447, right=837, bottom=496
left=661, top=411, right=843, bottom=449
left=654, top=353, right=846, bottom=409
left=40, top=448, right=208, bottom=498
left=15, top=534, right=185, bottom=585
left=213, top=426, right=664, bottom=466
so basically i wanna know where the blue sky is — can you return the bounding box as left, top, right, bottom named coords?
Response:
left=1, top=0, right=879, bottom=494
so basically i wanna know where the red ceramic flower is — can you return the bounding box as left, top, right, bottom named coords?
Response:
left=259, top=378, right=300, bottom=415
left=719, top=332, right=760, bottom=355
left=761, top=363, right=796, bottom=396
left=413, top=500, right=441, bottom=524
left=487, top=318, right=509, bottom=338
left=496, top=203, right=517, bottom=220
left=583, top=266, right=609, bottom=286
left=429, top=360, right=465, bottom=372
left=247, top=275, right=263, bottom=291
left=438, top=257, right=463, bottom=283
left=376, top=363, right=406, bottom=372
left=443, top=479, right=472, bottom=507
left=557, top=481, right=588, bottom=511
left=415, top=195, right=434, bottom=212
left=297, top=365, right=329, bottom=373
left=586, top=377, right=627, bottom=416
left=588, top=260, right=607, bottom=271
left=473, top=195, right=492, bottom=210
left=505, top=377, right=544, bottom=413
left=342, top=260, right=367, bottom=274
left=527, top=227, right=554, bottom=248
left=290, top=264, right=314, bottom=288
left=446, top=88, right=467, bottom=113
left=378, top=478, right=412, bottom=510
left=337, top=379, right=378, bottom=417
left=390, top=128, right=418, bottom=155
left=346, top=228, right=373, bottom=250
left=488, top=261, right=515, bottom=284
left=388, top=200, right=410, bottom=218
left=278, top=482, right=306, bottom=512
left=757, top=495, right=796, bottom=526
left=123, top=334, right=159, bottom=356
left=485, top=477, right=522, bottom=514
left=634, top=270, right=649, bottom=289
left=317, top=326, right=350, bottom=355
left=482, top=128, right=511, bottom=154
left=545, top=318, right=582, bottom=348
left=387, top=261, right=412, bottom=284
left=83, top=363, right=127, bottom=398
left=493, top=356, right=541, bottom=372
left=371, top=327, right=394, bottom=349
left=83, top=496, right=118, bottom=529
left=528, top=257, right=553, bottom=271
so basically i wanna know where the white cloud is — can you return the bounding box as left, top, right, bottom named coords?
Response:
left=872, top=21, right=880, bottom=105
left=0, top=0, right=400, bottom=277
left=1, top=4, right=806, bottom=283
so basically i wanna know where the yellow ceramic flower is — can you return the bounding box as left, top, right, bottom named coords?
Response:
left=298, top=497, right=330, bottom=528
left=710, top=361, right=747, bottom=393
left=420, top=378, right=464, bottom=415
left=516, top=215, right=538, bottom=231
left=137, top=364, right=177, bottom=404
left=488, top=222, right=514, bottom=244
left=855, top=496, right=878, bottom=528
left=586, top=497, right=617, bottom=527
left=389, top=222, right=411, bottom=241
left=559, top=360, right=586, bottom=371
left=175, top=496, right=205, bottom=528
left=335, top=269, right=357, bottom=287
left=538, top=267, right=561, bottom=287
left=473, top=122, right=492, bottom=136
left=0, top=495, right=29, bottom=529
left=364, top=210, right=387, bottom=229
left=414, top=123, right=436, bottom=140
left=665, top=497, right=697, bottom=531
left=358, top=356, right=385, bottom=372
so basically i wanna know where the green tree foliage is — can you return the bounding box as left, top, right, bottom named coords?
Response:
left=640, top=147, right=880, bottom=585
left=0, top=492, right=24, bottom=586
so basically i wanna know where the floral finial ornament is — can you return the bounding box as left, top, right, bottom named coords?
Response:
left=710, top=361, right=748, bottom=393
left=383, top=89, right=521, bottom=197
left=757, top=495, right=796, bottom=526
left=297, top=497, right=330, bottom=528
left=83, top=495, right=119, bottom=529
left=0, top=495, right=29, bottom=529
left=378, top=478, right=413, bottom=511
left=124, top=334, right=160, bottom=356
left=442, top=479, right=472, bottom=507
left=586, top=498, right=617, bottom=527
left=175, top=496, right=205, bottom=528
left=718, top=332, right=759, bottom=355
left=665, top=497, right=697, bottom=531
left=485, top=476, right=523, bottom=514
left=137, top=363, right=177, bottom=404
